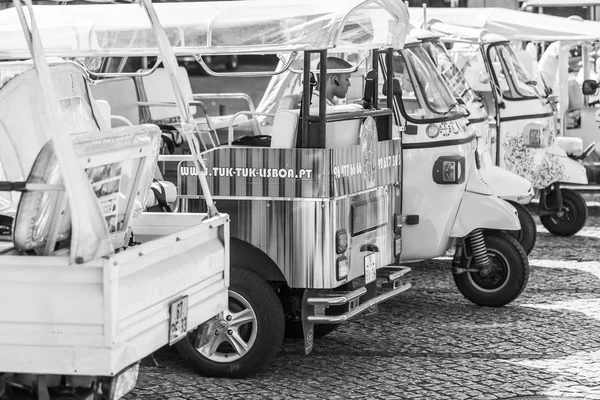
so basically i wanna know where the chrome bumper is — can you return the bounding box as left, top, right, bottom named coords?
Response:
left=306, top=266, right=411, bottom=324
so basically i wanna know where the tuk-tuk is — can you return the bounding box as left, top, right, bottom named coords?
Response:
left=412, top=8, right=593, bottom=237
left=0, top=1, right=234, bottom=398
left=56, top=0, right=414, bottom=366
left=209, top=16, right=530, bottom=306
left=408, top=27, right=538, bottom=255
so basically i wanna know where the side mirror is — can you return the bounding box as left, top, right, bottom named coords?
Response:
left=582, top=79, right=599, bottom=96
left=479, top=71, right=490, bottom=85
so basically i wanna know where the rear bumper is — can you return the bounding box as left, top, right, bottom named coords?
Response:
left=306, top=266, right=411, bottom=324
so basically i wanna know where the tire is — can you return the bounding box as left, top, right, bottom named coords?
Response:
left=454, top=231, right=530, bottom=307
left=540, top=188, right=588, bottom=236
left=225, top=56, right=239, bottom=71
left=175, top=266, right=284, bottom=378
left=506, top=201, right=537, bottom=255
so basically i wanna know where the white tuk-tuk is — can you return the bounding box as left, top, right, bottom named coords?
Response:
left=407, top=27, right=538, bottom=255
left=0, top=0, right=241, bottom=398
left=411, top=8, right=593, bottom=237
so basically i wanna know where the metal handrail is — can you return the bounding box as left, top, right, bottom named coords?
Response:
left=88, top=57, right=163, bottom=78
left=195, top=52, right=298, bottom=77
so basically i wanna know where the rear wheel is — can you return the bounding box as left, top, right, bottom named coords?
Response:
left=176, top=266, right=284, bottom=378
left=540, top=189, right=588, bottom=236
left=454, top=231, right=529, bottom=307
left=506, top=200, right=537, bottom=255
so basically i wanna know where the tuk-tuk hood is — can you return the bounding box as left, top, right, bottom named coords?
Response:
left=0, top=0, right=411, bottom=59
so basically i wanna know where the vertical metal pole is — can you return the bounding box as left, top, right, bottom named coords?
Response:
left=302, top=51, right=311, bottom=148
left=386, top=49, right=394, bottom=112
left=372, top=50, right=379, bottom=110
left=319, top=50, right=327, bottom=148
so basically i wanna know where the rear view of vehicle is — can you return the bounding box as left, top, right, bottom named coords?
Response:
left=0, top=1, right=232, bottom=398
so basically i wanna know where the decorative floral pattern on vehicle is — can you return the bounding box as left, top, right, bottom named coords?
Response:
left=503, top=134, right=567, bottom=189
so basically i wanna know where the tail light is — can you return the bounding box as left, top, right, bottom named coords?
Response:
left=336, top=256, right=349, bottom=281
left=336, top=229, right=348, bottom=254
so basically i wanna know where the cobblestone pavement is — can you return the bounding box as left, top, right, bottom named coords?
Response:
left=123, top=206, right=600, bottom=400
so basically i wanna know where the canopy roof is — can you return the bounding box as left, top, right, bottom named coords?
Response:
left=0, top=0, right=409, bottom=59
left=409, top=7, right=600, bottom=41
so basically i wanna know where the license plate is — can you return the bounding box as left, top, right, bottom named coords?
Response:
left=364, top=253, right=377, bottom=284
left=168, top=296, right=189, bottom=345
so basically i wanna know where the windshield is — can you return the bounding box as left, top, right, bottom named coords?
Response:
left=488, top=44, right=542, bottom=100
left=424, top=41, right=479, bottom=106
left=393, top=46, right=461, bottom=121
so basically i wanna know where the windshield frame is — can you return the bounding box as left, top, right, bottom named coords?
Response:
left=423, top=41, right=481, bottom=109
left=395, top=45, right=465, bottom=124
left=486, top=42, right=542, bottom=101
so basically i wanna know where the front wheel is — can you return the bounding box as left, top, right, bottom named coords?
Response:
left=454, top=231, right=530, bottom=307
left=540, top=188, right=588, bottom=236
left=506, top=200, right=537, bottom=255
left=175, top=266, right=284, bottom=378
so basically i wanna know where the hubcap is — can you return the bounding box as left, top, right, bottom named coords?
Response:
left=196, top=290, right=257, bottom=363
left=467, top=248, right=510, bottom=293
left=550, top=201, right=575, bottom=227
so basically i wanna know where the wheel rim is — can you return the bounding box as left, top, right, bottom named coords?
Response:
left=466, top=248, right=511, bottom=293
left=196, top=290, right=258, bottom=363
left=547, top=198, right=577, bottom=228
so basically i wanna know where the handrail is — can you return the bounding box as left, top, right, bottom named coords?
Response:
left=195, top=52, right=298, bottom=77
left=192, top=92, right=260, bottom=134
left=88, top=57, right=163, bottom=78
left=227, top=111, right=276, bottom=144
left=289, top=52, right=368, bottom=75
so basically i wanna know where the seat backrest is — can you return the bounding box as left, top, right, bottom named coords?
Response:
left=279, top=93, right=302, bottom=111
left=270, top=110, right=299, bottom=148
left=137, top=67, right=196, bottom=122
left=308, top=104, right=363, bottom=148
left=91, top=77, right=140, bottom=125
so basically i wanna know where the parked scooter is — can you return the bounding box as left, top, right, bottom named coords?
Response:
left=412, top=10, right=591, bottom=237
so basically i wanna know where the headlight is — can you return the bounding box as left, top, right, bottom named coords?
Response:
left=432, top=156, right=466, bottom=185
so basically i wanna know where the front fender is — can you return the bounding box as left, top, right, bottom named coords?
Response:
left=546, top=146, right=588, bottom=185
left=450, top=192, right=520, bottom=238
left=479, top=165, right=535, bottom=204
